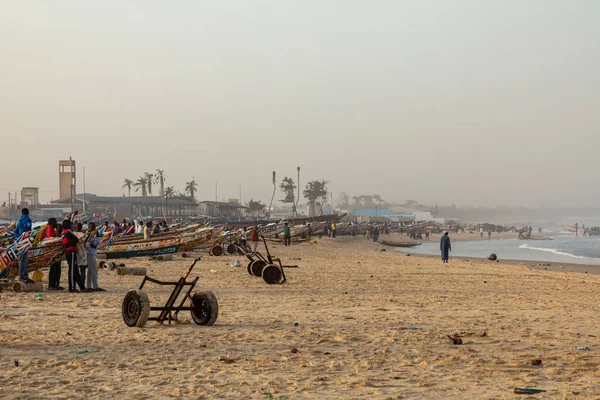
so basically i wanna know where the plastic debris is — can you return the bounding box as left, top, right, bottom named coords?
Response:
left=576, top=346, right=591, bottom=351
left=75, top=350, right=89, bottom=354
left=514, top=388, right=546, bottom=394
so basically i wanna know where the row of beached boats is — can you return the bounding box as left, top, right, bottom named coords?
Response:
left=0, top=211, right=427, bottom=279
left=0, top=212, right=349, bottom=279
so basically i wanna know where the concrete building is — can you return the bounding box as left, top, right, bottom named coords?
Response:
left=52, top=194, right=198, bottom=218
left=20, top=187, right=39, bottom=207
left=198, top=201, right=248, bottom=218
left=59, top=158, right=76, bottom=201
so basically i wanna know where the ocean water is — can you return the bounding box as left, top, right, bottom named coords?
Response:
left=398, top=234, right=600, bottom=266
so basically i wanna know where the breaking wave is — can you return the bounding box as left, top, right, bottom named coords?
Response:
left=519, top=243, right=600, bottom=261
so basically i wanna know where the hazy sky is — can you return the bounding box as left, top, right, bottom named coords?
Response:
left=1, top=1, right=599, bottom=207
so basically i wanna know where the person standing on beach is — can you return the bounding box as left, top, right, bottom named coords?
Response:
left=14, top=208, right=33, bottom=283
left=479, top=227, right=484, bottom=239
left=440, top=231, right=451, bottom=263
left=144, top=222, right=152, bottom=240
left=488, top=230, right=492, bottom=240
left=62, top=220, right=85, bottom=293
left=85, top=223, right=105, bottom=292
left=331, top=222, right=337, bottom=238
left=283, top=223, right=291, bottom=246
left=46, top=218, right=64, bottom=290
left=250, top=226, right=260, bottom=253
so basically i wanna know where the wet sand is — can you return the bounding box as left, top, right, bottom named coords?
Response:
left=1, top=236, right=599, bottom=399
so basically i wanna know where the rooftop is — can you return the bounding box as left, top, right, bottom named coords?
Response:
left=52, top=194, right=196, bottom=206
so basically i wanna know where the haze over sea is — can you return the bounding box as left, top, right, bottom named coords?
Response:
left=402, top=234, right=600, bottom=266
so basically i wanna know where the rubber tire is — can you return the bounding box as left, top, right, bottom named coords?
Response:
left=191, top=291, right=219, bottom=326
left=250, top=260, right=267, bottom=277
left=212, top=245, right=223, bottom=257
left=122, top=290, right=150, bottom=327
left=247, top=262, right=254, bottom=276
left=226, top=244, right=237, bottom=255
left=262, top=264, right=282, bottom=284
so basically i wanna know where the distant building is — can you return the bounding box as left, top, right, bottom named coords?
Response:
left=20, top=187, right=39, bottom=207
left=198, top=201, right=248, bottom=218
left=52, top=194, right=198, bottom=218
left=59, top=159, right=76, bottom=201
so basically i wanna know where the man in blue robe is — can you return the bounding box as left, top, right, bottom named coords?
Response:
left=440, top=231, right=451, bottom=263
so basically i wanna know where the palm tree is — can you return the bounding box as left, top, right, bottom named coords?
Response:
left=144, top=172, right=154, bottom=196
left=164, top=186, right=175, bottom=214
left=122, top=179, right=134, bottom=196
left=155, top=169, right=167, bottom=197
left=267, top=171, right=276, bottom=217
left=185, top=179, right=198, bottom=201
left=303, top=180, right=328, bottom=216
left=280, top=176, right=296, bottom=215
left=134, top=176, right=148, bottom=197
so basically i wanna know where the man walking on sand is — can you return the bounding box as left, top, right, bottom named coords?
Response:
left=440, top=231, right=451, bottom=263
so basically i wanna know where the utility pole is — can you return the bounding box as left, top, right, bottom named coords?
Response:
left=215, top=181, right=218, bottom=202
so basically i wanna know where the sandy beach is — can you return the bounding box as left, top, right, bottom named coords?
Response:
left=2, top=236, right=600, bottom=399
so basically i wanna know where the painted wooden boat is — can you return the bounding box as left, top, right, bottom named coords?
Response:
left=99, top=228, right=213, bottom=259
left=378, top=240, right=422, bottom=248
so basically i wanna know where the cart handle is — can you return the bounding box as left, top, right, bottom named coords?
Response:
left=182, top=256, right=203, bottom=279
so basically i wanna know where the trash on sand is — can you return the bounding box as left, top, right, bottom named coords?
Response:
left=440, top=296, right=448, bottom=299
left=480, top=331, right=487, bottom=337
left=218, top=356, right=237, bottom=364
left=514, top=388, right=546, bottom=394
left=13, top=360, right=18, bottom=367
left=230, top=260, right=240, bottom=267
left=75, top=350, right=89, bottom=354
left=447, top=335, right=463, bottom=345
left=290, top=348, right=299, bottom=353
left=576, top=346, right=591, bottom=351
left=210, top=269, right=217, bottom=273
left=34, top=294, right=44, bottom=298
left=531, top=359, right=542, bottom=366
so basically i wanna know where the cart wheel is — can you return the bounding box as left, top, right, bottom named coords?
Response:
left=212, top=245, right=223, bottom=257
left=122, top=290, right=150, bottom=327
left=191, top=291, right=219, bottom=326
left=262, top=264, right=282, bottom=284
left=247, top=262, right=254, bottom=276
left=226, top=244, right=237, bottom=255
left=250, top=260, right=267, bottom=277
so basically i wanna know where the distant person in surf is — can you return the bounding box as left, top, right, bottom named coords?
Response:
left=440, top=231, right=451, bottom=263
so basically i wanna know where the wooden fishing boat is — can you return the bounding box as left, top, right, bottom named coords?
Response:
left=105, top=223, right=202, bottom=245
left=520, top=234, right=553, bottom=241
left=561, top=225, right=577, bottom=233
left=264, top=237, right=313, bottom=244
left=378, top=240, right=422, bottom=248
left=99, top=228, right=213, bottom=259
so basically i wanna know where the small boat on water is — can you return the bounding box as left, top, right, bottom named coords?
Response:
left=378, top=240, right=422, bottom=248
left=520, top=234, right=553, bottom=241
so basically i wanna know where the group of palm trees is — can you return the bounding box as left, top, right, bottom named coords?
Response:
left=122, top=170, right=199, bottom=201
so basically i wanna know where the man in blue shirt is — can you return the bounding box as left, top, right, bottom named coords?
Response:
left=14, top=208, right=33, bottom=282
